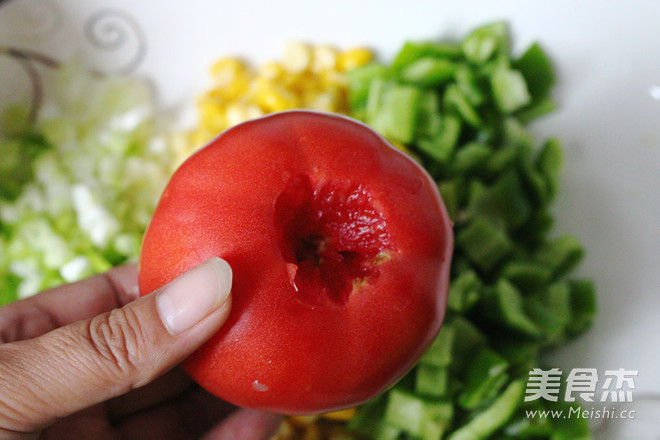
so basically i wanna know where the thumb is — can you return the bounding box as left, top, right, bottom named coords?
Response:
left=0, top=257, right=232, bottom=434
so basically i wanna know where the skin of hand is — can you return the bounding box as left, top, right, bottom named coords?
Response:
left=0, top=258, right=282, bottom=440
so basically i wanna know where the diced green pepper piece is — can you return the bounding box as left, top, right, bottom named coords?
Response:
left=420, top=323, right=455, bottom=367
left=384, top=388, right=453, bottom=439
left=416, top=91, right=442, bottom=139
left=485, top=280, right=542, bottom=337
left=461, top=22, right=509, bottom=65
left=525, top=282, right=571, bottom=344
left=490, top=64, right=531, bottom=113
left=447, top=269, right=482, bottom=312
left=391, top=40, right=462, bottom=71
left=536, top=137, right=563, bottom=199
left=448, top=380, right=525, bottom=440
left=458, top=348, right=509, bottom=410
left=513, top=42, right=555, bottom=100
left=535, top=235, right=584, bottom=278
left=451, top=317, right=488, bottom=374
left=501, top=261, right=552, bottom=290
left=454, top=63, right=486, bottom=106
left=367, top=82, right=423, bottom=144
left=417, top=114, right=462, bottom=164
left=547, top=400, right=592, bottom=440
left=469, top=170, right=532, bottom=229
left=346, top=63, right=388, bottom=109
left=348, top=394, right=401, bottom=439
left=437, top=178, right=465, bottom=221
left=457, top=217, right=512, bottom=271
left=445, top=84, right=482, bottom=127
left=453, top=142, right=492, bottom=175
left=401, top=57, right=456, bottom=86
left=416, top=363, right=449, bottom=397
left=565, top=279, right=597, bottom=338
left=516, top=96, right=557, bottom=123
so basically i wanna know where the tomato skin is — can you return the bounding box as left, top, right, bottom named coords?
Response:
left=139, top=110, right=453, bottom=414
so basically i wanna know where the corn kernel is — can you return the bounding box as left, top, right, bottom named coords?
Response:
left=309, top=91, right=340, bottom=112
left=322, top=407, right=357, bottom=421
left=284, top=41, right=312, bottom=73
left=289, top=415, right=319, bottom=427
left=338, top=47, right=374, bottom=71
left=302, top=424, right=321, bottom=440
left=210, top=58, right=247, bottom=84
left=225, top=101, right=255, bottom=127
left=259, top=61, right=286, bottom=81
left=256, top=84, right=299, bottom=112
left=311, top=45, right=338, bottom=73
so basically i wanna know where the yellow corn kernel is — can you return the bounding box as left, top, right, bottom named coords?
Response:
left=322, top=407, right=357, bottom=421
left=209, top=58, right=252, bottom=100
left=338, top=47, right=374, bottom=71
left=389, top=140, right=413, bottom=154
left=210, top=57, right=248, bottom=83
left=311, top=44, right=339, bottom=73
left=225, top=101, right=261, bottom=127
left=289, top=415, right=319, bottom=427
left=270, top=418, right=296, bottom=440
left=258, top=61, right=286, bottom=81
left=284, top=41, right=312, bottom=73
left=256, top=83, right=300, bottom=112
left=197, top=99, right=227, bottom=130
left=308, top=90, right=342, bottom=112
left=302, top=423, right=321, bottom=440
left=320, top=70, right=348, bottom=88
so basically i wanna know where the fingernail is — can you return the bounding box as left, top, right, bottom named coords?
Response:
left=156, top=257, right=232, bottom=335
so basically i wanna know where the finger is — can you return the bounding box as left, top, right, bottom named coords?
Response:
left=116, top=386, right=235, bottom=440
left=107, top=368, right=193, bottom=420
left=201, top=408, right=282, bottom=440
left=40, top=405, right=118, bottom=440
left=0, top=264, right=138, bottom=343
left=0, top=257, right=232, bottom=436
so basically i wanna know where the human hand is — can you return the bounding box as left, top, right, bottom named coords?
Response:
left=0, top=258, right=281, bottom=440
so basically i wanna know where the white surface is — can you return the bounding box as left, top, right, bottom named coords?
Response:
left=2, top=0, right=660, bottom=429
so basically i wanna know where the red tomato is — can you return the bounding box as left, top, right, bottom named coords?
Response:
left=139, top=110, right=453, bottom=414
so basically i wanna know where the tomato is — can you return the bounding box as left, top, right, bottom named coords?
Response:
left=139, top=110, right=453, bottom=414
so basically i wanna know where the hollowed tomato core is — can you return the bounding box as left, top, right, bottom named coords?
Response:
left=274, top=174, right=391, bottom=305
